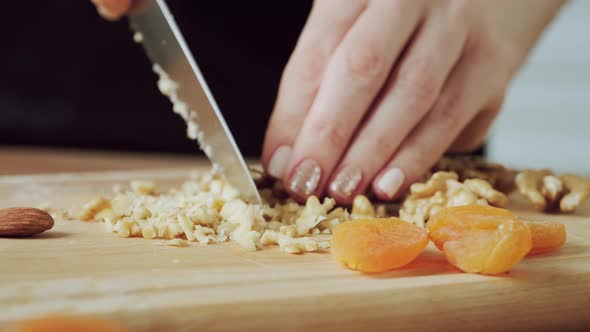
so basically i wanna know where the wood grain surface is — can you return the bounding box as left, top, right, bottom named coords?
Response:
left=0, top=146, right=206, bottom=175
left=0, top=167, right=589, bottom=332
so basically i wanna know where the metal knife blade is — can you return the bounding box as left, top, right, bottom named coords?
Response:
left=129, top=0, right=261, bottom=204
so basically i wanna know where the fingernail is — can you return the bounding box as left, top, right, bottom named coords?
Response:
left=329, top=167, right=362, bottom=199
left=289, top=159, right=322, bottom=197
left=267, top=146, right=292, bottom=178
left=376, top=168, right=405, bottom=199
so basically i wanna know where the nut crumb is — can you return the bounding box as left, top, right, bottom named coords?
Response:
left=130, top=180, right=157, bottom=195
left=154, top=239, right=189, bottom=247
left=79, top=197, right=111, bottom=221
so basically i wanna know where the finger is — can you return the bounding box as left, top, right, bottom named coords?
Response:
left=91, top=0, right=133, bottom=20
left=447, top=96, right=504, bottom=153
left=262, top=0, right=367, bottom=179
left=327, top=8, right=467, bottom=203
left=372, top=53, right=497, bottom=200
left=285, top=0, right=424, bottom=201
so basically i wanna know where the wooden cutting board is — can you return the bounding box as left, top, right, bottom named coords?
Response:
left=1, top=168, right=589, bottom=332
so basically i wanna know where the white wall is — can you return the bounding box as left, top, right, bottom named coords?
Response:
left=487, top=0, right=590, bottom=175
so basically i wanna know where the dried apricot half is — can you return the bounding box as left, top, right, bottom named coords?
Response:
left=525, top=220, right=566, bottom=255
left=427, top=205, right=532, bottom=274
left=331, top=217, right=429, bottom=273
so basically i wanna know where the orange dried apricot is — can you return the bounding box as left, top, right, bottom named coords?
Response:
left=427, top=205, right=532, bottom=274
left=9, top=315, right=127, bottom=332
left=331, top=217, right=429, bottom=273
left=525, top=220, right=566, bottom=255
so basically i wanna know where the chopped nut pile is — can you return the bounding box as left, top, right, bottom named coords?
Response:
left=79, top=170, right=387, bottom=254
left=78, top=156, right=589, bottom=253
left=399, top=171, right=508, bottom=227
left=430, top=156, right=517, bottom=193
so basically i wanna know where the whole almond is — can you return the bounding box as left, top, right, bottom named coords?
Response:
left=0, top=208, right=55, bottom=237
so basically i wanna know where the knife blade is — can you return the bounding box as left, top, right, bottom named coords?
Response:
left=129, top=0, right=261, bottom=204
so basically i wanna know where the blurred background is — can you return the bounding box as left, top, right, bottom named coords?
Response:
left=0, top=1, right=588, bottom=173
left=0, top=1, right=311, bottom=157
left=488, top=0, right=590, bottom=174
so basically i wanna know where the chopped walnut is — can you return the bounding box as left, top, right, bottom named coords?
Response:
left=431, top=156, right=517, bottom=193
left=559, top=174, right=590, bottom=212
left=542, top=175, right=563, bottom=203
left=194, top=225, right=216, bottom=244
left=400, top=171, right=508, bottom=227
left=515, top=170, right=590, bottom=213
left=130, top=180, right=158, bottom=195
left=177, top=213, right=197, bottom=242
left=132, top=206, right=151, bottom=220
left=260, top=229, right=320, bottom=254
left=221, top=199, right=264, bottom=251
left=295, top=196, right=335, bottom=236
left=76, top=169, right=385, bottom=253
left=260, top=229, right=280, bottom=245
left=141, top=224, right=157, bottom=239
left=79, top=197, right=111, bottom=221
left=515, top=169, right=553, bottom=210
left=351, top=195, right=375, bottom=219
left=463, top=179, right=508, bottom=207
left=410, top=171, right=458, bottom=198
left=113, top=217, right=135, bottom=238
left=110, top=193, right=134, bottom=216
left=279, top=236, right=318, bottom=254
left=280, top=225, right=297, bottom=238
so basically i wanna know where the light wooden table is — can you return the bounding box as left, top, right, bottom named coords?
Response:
left=488, top=0, right=590, bottom=173
left=0, top=146, right=205, bottom=175
left=1, top=147, right=589, bottom=332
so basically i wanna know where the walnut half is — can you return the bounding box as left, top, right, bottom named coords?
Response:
left=515, top=170, right=590, bottom=213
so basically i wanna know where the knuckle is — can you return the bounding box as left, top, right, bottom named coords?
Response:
left=278, top=109, right=305, bottom=129
left=468, top=36, right=518, bottom=87
left=313, top=121, right=349, bottom=149
left=373, top=135, right=398, bottom=154
left=343, top=43, right=386, bottom=82
left=396, top=64, right=440, bottom=104
left=403, top=143, right=433, bottom=169
left=430, top=89, right=464, bottom=125
left=287, top=39, right=329, bottom=86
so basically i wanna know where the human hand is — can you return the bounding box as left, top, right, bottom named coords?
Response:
left=90, top=0, right=136, bottom=20
left=262, top=0, right=565, bottom=203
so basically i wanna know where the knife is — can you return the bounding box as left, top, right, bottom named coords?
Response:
left=129, top=0, right=261, bottom=204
